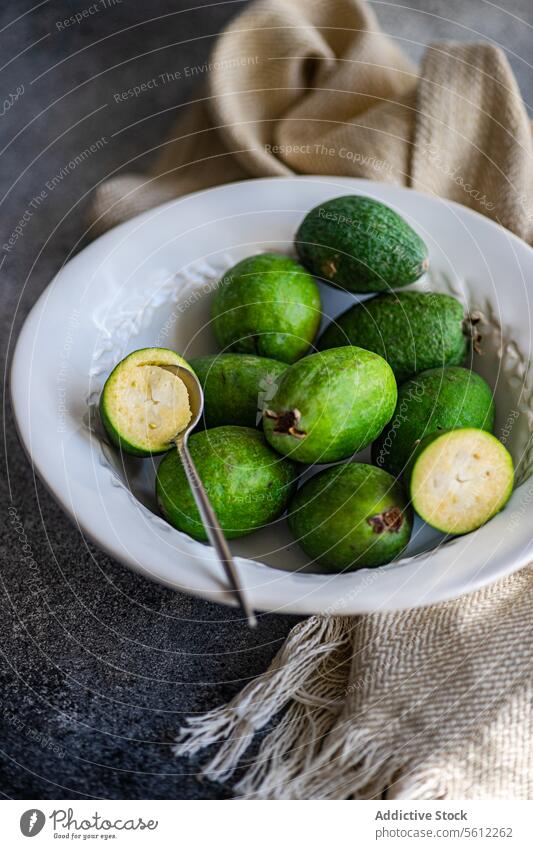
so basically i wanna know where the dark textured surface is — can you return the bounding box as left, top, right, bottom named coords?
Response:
left=1, top=0, right=532, bottom=800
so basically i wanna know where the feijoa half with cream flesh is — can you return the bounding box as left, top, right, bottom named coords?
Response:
left=407, top=428, right=514, bottom=535
left=287, top=463, right=413, bottom=572
left=99, top=347, right=192, bottom=457
left=263, top=346, right=397, bottom=464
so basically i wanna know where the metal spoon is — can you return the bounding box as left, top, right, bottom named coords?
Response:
left=160, top=364, right=257, bottom=628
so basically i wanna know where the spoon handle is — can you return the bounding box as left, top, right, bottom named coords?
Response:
left=175, top=435, right=257, bottom=628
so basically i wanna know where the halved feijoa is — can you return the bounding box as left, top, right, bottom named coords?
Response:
left=408, top=428, right=514, bottom=534
left=99, top=347, right=192, bottom=457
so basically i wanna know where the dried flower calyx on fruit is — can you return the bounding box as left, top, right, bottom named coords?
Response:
left=264, top=407, right=306, bottom=438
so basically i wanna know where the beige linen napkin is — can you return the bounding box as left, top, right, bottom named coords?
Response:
left=175, top=569, right=533, bottom=799
left=89, top=0, right=533, bottom=241
left=90, top=0, right=533, bottom=798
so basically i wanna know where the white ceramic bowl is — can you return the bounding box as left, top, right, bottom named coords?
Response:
left=11, top=177, right=533, bottom=615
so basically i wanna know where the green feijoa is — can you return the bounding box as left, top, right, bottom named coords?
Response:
left=372, top=366, right=495, bottom=477
left=318, top=291, right=468, bottom=383
left=211, top=253, right=322, bottom=364
left=190, top=354, right=286, bottom=429
left=287, top=463, right=413, bottom=572
left=156, top=426, right=298, bottom=541
left=262, top=346, right=397, bottom=464
left=295, top=195, right=429, bottom=293
left=406, top=428, right=514, bottom=535
left=99, top=347, right=192, bottom=457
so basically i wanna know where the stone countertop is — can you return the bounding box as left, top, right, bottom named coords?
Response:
left=2, top=0, right=532, bottom=799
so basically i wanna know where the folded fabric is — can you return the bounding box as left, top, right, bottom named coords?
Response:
left=175, top=567, right=533, bottom=799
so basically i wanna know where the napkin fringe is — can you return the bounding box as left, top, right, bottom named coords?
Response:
left=173, top=615, right=351, bottom=784
left=233, top=722, right=449, bottom=799
left=234, top=721, right=400, bottom=799
left=172, top=613, right=456, bottom=798
left=175, top=663, right=443, bottom=799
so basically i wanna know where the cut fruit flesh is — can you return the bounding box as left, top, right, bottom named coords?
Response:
left=100, top=348, right=192, bottom=455
left=409, top=428, right=514, bottom=534
left=109, top=364, right=190, bottom=449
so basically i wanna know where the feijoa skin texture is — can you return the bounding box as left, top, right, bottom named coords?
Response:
left=262, top=346, right=397, bottom=464
left=156, top=426, right=298, bottom=541
left=318, top=291, right=468, bottom=383
left=295, top=195, right=429, bottom=293
left=372, top=366, right=495, bottom=477
left=211, top=253, right=322, bottom=364
left=191, top=354, right=286, bottom=429
left=288, top=463, right=413, bottom=572
left=99, top=347, right=192, bottom=457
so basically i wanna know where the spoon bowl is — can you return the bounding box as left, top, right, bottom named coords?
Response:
left=160, top=363, right=204, bottom=434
